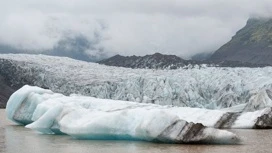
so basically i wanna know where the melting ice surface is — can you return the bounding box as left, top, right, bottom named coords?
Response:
left=6, top=85, right=242, bottom=144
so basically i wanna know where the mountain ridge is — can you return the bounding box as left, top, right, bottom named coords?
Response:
left=98, top=52, right=269, bottom=69
left=98, top=52, right=188, bottom=69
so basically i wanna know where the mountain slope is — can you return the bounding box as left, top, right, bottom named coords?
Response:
left=98, top=53, right=187, bottom=69
left=210, top=18, right=272, bottom=65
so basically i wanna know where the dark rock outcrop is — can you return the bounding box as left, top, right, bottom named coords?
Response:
left=0, top=75, right=19, bottom=108
left=0, top=59, right=30, bottom=108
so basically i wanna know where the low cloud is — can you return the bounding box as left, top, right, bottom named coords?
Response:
left=0, top=0, right=272, bottom=59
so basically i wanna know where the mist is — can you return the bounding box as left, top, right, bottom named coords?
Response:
left=1, top=0, right=272, bottom=60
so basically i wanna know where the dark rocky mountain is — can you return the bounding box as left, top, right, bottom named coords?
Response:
left=98, top=53, right=188, bottom=69
left=210, top=18, right=272, bottom=65
left=99, top=18, right=272, bottom=68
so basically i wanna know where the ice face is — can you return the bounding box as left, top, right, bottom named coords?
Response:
left=2, top=54, right=272, bottom=110
left=6, top=85, right=240, bottom=144
left=6, top=85, right=54, bottom=125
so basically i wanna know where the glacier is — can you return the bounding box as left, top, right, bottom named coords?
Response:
left=1, top=54, right=272, bottom=110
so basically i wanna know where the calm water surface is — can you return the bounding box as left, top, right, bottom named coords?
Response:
left=1, top=109, right=272, bottom=153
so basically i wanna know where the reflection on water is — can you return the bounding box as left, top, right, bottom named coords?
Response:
left=1, top=109, right=272, bottom=153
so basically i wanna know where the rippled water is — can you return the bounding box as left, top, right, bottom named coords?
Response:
left=1, top=109, right=272, bottom=153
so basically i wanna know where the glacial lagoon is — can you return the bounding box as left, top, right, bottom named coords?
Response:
left=1, top=109, right=272, bottom=153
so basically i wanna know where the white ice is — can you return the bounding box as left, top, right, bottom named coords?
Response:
left=6, top=85, right=240, bottom=144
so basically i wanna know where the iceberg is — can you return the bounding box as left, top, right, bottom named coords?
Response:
left=6, top=85, right=240, bottom=144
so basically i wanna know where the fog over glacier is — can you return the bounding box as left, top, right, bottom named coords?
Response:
left=1, top=0, right=272, bottom=58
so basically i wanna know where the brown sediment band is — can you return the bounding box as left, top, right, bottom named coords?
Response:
left=214, top=112, right=241, bottom=128
left=157, top=121, right=206, bottom=143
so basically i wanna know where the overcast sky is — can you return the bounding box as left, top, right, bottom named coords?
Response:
left=1, top=0, right=272, bottom=58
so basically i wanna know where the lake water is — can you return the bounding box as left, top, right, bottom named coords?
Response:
left=1, top=109, right=272, bottom=153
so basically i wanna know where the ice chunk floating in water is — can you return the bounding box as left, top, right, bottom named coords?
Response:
left=6, top=86, right=242, bottom=144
